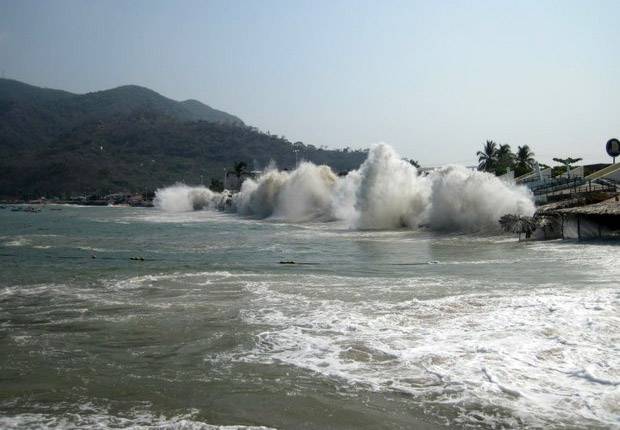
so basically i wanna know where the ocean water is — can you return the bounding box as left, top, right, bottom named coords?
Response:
left=0, top=205, right=618, bottom=429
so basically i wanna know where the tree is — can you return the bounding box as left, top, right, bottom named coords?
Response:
left=495, top=144, right=514, bottom=175
left=232, top=161, right=249, bottom=178
left=552, top=157, right=582, bottom=178
left=477, top=140, right=498, bottom=172
left=515, top=145, right=536, bottom=177
left=499, top=214, right=537, bottom=240
left=209, top=178, right=224, bottom=192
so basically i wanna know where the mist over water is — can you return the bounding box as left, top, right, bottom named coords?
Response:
left=155, top=144, right=535, bottom=231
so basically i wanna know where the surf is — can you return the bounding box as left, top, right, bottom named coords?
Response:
left=154, top=143, right=535, bottom=232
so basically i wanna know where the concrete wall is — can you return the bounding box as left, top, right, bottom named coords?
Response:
left=607, top=167, right=620, bottom=182
left=567, top=166, right=584, bottom=178
left=516, top=167, right=552, bottom=185
left=532, top=217, right=562, bottom=240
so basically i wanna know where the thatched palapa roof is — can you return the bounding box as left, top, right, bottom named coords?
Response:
left=535, top=198, right=585, bottom=215
left=556, top=196, right=620, bottom=216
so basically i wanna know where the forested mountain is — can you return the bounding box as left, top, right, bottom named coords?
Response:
left=0, top=79, right=366, bottom=198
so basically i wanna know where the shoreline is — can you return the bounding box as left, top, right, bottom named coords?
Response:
left=0, top=199, right=154, bottom=207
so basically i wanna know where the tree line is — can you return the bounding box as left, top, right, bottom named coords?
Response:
left=476, top=140, right=587, bottom=179
left=476, top=140, right=536, bottom=177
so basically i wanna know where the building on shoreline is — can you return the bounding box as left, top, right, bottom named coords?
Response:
left=533, top=195, right=620, bottom=240
left=555, top=196, right=620, bottom=240
left=515, top=163, right=620, bottom=204
left=509, top=158, right=620, bottom=240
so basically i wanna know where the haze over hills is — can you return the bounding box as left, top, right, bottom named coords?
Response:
left=0, top=78, right=244, bottom=150
left=0, top=79, right=367, bottom=198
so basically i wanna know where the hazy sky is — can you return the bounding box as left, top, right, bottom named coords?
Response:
left=1, top=0, right=618, bottom=165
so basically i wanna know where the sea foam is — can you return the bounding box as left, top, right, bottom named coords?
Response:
left=232, top=276, right=620, bottom=429
left=155, top=143, right=535, bottom=231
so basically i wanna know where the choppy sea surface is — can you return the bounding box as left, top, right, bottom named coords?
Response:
left=0, top=205, right=618, bottom=429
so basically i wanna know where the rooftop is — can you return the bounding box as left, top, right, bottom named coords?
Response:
left=556, top=196, right=620, bottom=216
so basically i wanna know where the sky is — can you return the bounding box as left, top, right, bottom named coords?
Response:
left=0, top=0, right=619, bottom=166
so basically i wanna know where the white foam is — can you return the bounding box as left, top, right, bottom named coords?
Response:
left=3, top=264, right=619, bottom=427
left=0, top=405, right=275, bottom=430
left=154, top=144, right=534, bottom=232
left=153, top=184, right=226, bottom=212
left=236, top=163, right=338, bottom=222
left=219, top=276, right=620, bottom=428
left=350, top=144, right=429, bottom=229
left=426, top=165, right=535, bottom=231
left=3, top=237, right=31, bottom=247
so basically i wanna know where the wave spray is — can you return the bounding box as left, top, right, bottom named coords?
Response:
left=154, top=144, right=534, bottom=232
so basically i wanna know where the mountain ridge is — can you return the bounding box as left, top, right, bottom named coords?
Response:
left=0, top=79, right=367, bottom=198
left=0, top=78, right=244, bottom=127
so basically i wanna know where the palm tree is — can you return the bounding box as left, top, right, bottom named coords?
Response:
left=496, top=144, right=514, bottom=175
left=552, top=157, right=582, bottom=179
left=477, top=140, right=498, bottom=172
left=232, top=161, right=249, bottom=179
left=499, top=214, right=537, bottom=240
left=515, top=145, right=535, bottom=177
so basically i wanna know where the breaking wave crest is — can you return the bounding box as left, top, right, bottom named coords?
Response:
left=153, top=184, right=227, bottom=212
left=154, top=144, right=534, bottom=231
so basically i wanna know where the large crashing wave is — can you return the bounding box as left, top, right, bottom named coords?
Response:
left=154, top=144, right=534, bottom=231
left=153, top=184, right=227, bottom=212
left=235, top=163, right=339, bottom=221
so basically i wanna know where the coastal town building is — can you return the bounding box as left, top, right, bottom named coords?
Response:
left=507, top=161, right=620, bottom=241
left=556, top=196, right=620, bottom=240
left=514, top=163, right=619, bottom=204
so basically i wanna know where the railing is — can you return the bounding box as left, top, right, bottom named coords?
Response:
left=531, top=177, right=585, bottom=195
left=534, top=179, right=617, bottom=200
left=595, top=177, right=620, bottom=188
left=574, top=180, right=617, bottom=194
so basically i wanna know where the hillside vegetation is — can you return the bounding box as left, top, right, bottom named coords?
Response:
left=0, top=79, right=366, bottom=198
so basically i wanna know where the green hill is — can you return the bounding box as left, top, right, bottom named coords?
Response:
left=0, top=79, right=366, bottom=198
left=0, top=79, right=74, bottom=103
